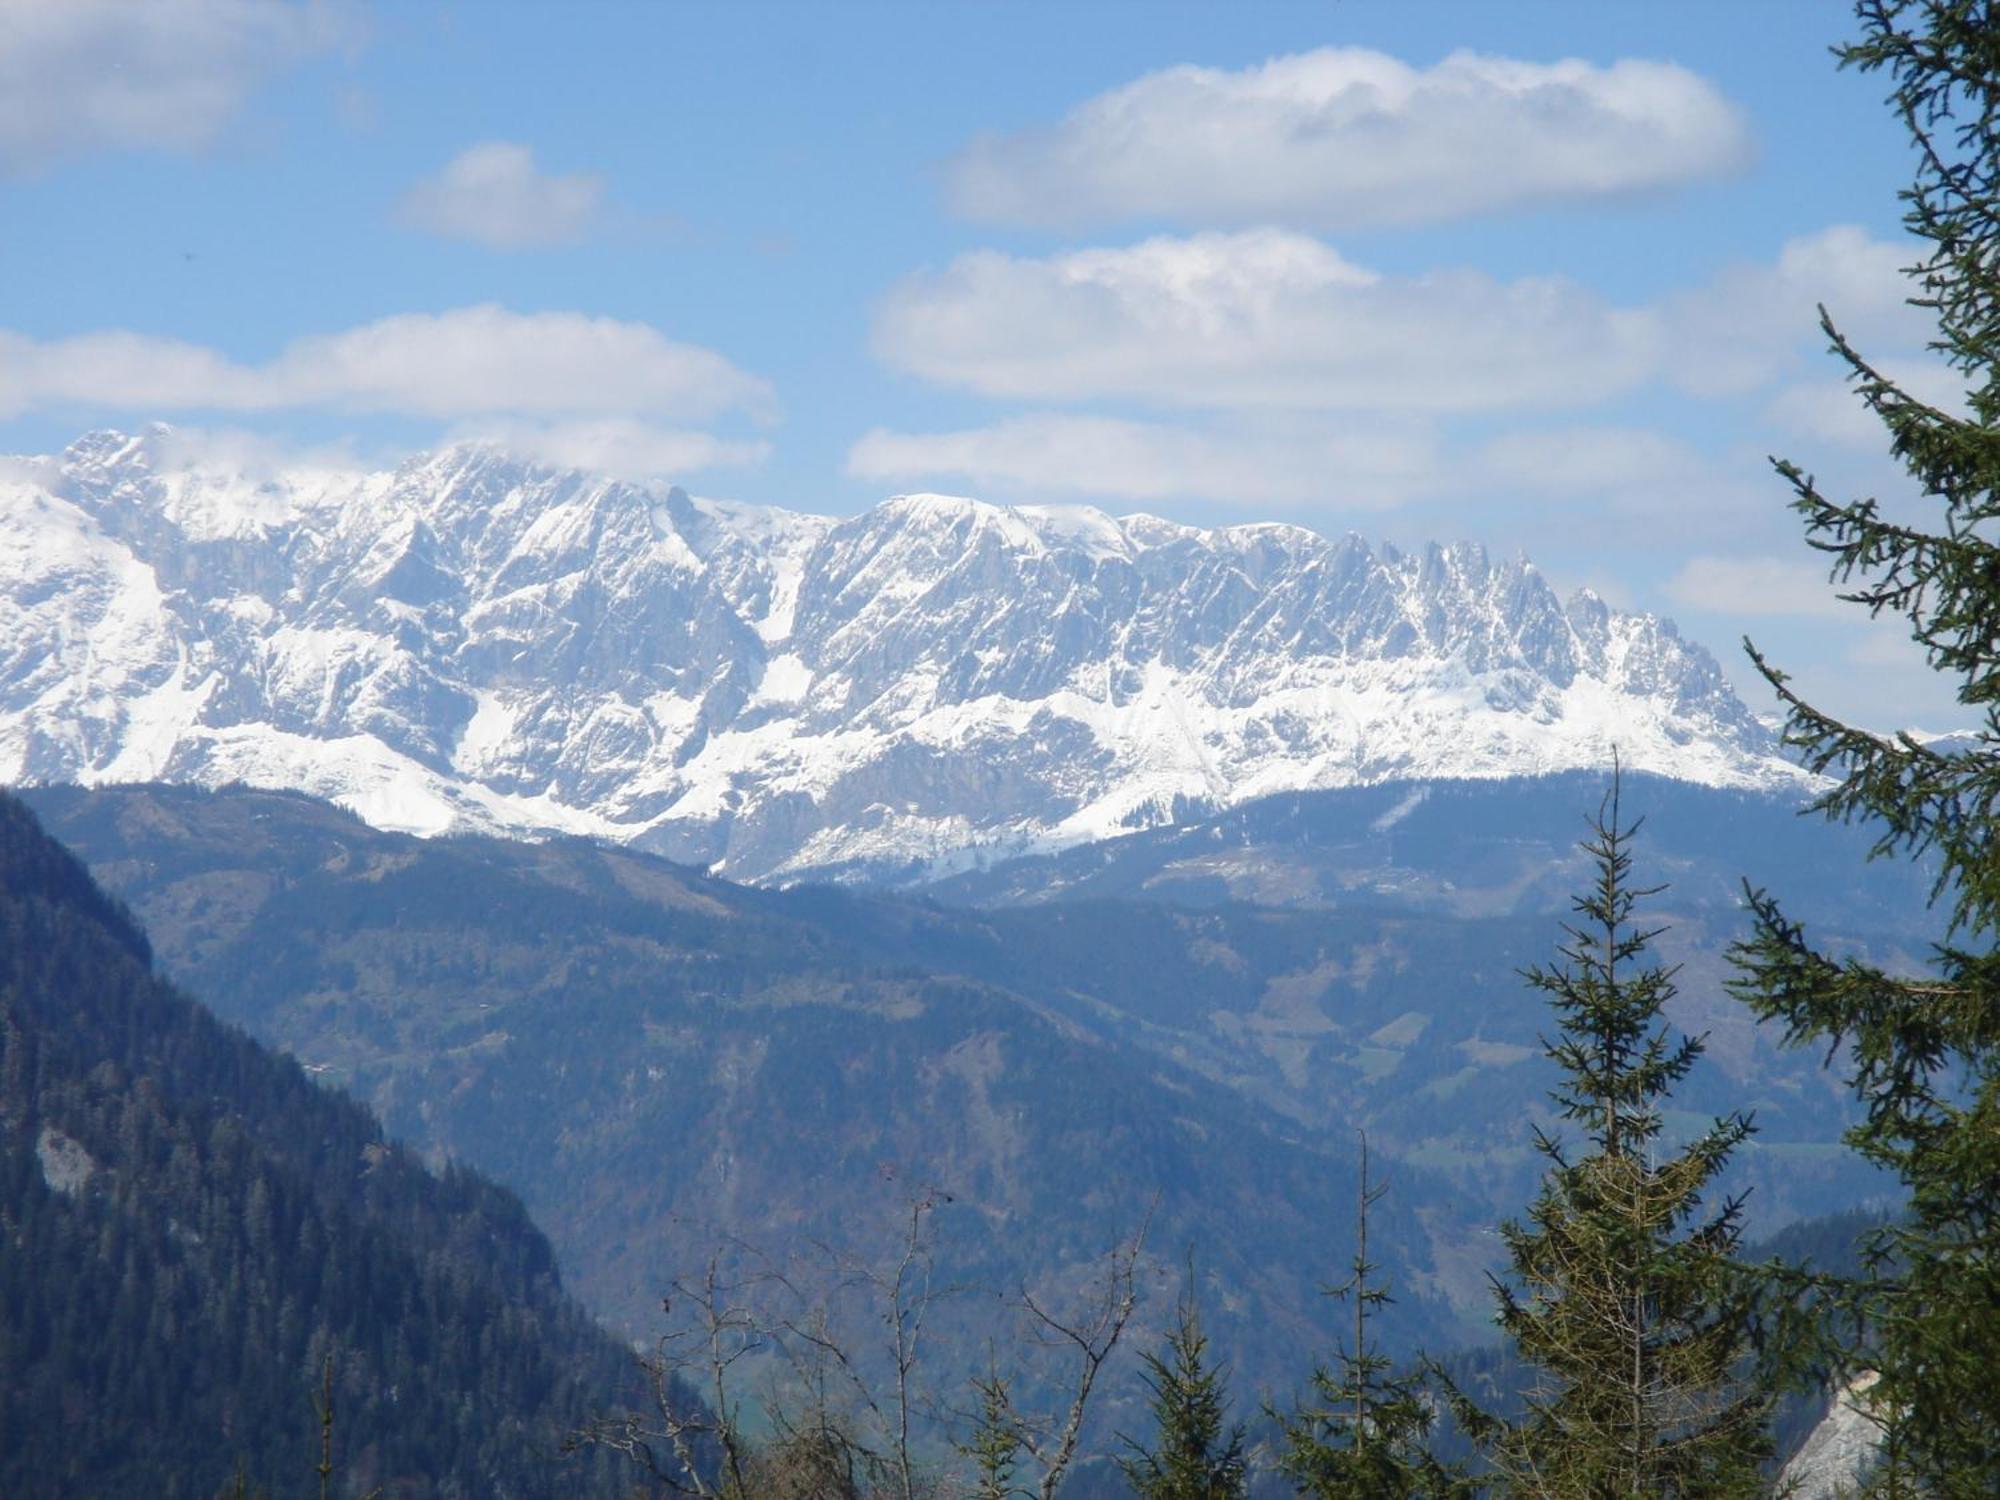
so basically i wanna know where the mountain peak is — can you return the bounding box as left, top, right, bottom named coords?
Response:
left=1, top=433, right=1801, bottom=883
left=60, top=426, right=156, bottom=485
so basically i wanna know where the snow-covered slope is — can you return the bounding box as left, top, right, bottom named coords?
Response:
left=1, top=428, right=1801, bottom=883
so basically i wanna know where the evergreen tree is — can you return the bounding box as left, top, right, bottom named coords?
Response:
left=961, top=1374, right=1025, bottom=1500
left=1116, top=1264, right=1246, bottom=1500
left=1481, top=778, right=1772, bottom=1497
left=1728, top=5, right=2000, bottom=1492
left=1277, top=1136, right=1467, bottom=1499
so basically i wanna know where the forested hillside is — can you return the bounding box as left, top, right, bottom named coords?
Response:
left=24, top=781, right=1917, bottom=1400
left=0, top=792, right=635, bottom=1498
left=23, top=782, right=1465, bottom=1395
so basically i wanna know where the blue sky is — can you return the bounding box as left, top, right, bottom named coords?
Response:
left=0, top=0, right=1969, bottom=729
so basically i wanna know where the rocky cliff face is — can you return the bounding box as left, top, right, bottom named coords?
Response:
left=1779, top=1373, right=1883, bottom=1499
left=1, top=428, right=1797, bottom=882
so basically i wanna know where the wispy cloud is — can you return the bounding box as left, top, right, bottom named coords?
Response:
left=1666, top=555, right=1854, bottom=619
left=948, top=47, right=1751, bottom=231
left=0, top=306, right=776, bottom=423
left=1469, top=426, right=1712, bottom=498
left=0, top=0, right=357, bottom=176
left=1764, top=359, right=1966, bottom=450
left=1662, top=225, right=1933, bottom=396
left=845, top=415, right=1777, bottom=525
left=448, top=417, right=770, bottom=480
left=849, top=412, right=1438, bottom=510
left=398, top=142, right=606, bottom=249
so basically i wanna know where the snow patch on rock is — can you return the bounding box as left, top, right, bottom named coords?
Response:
left=2, top=429, right=1806, bottom=884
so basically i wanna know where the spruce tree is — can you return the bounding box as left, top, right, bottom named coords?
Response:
left=1482, top=777, right=1771, bottom=1497
left=1277, top=1136, right=1468, bottom=1499
left=1116, top=1266, right=1246, bottom=1500
left=961, top=1374, right=1024, bottom=1500
left=1728, top=4, right=2000, bottom=1491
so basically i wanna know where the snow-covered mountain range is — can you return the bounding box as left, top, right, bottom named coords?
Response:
left=1, top=428, right=1800, bottom=883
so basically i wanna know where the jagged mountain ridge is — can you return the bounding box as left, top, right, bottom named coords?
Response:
left=1, top=427, right=1797, bottom=882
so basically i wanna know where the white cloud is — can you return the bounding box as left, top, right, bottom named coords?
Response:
left=450, top=418, right=769, bottom=480
left=875, top=226, right=1929, bottom=418
left=144, top=423, right=369, bottom=482
left=1471, top=426, right=1712, bottom=498
left=0, top=0, right=355, bottom=175
left=1428, top=426, right=1787, bottom=566
left=1664, top=225, right=1932, bottom=395
left=0, top=453, right=54, bottom=487
left=947, top=47, right=1751, bottom=231
left=1666, top=555, right=1854, bottom=619
left=1848, top=629, right=1931, bottom=669
left=1754, top=621, right=1968, bottom=735
left=1775, top=225, right=1923, bottom=330
left=1468, top=423, right=1777, bottom=522
left=24, top=419, right=757, bottom=492
left=845, top=415, right=1777, bottom=524
left=1764, top=381, right=1882, bottom=450
left=399, top=142, right=605, bottom=249
left=1765, top=359, right=1966, bottom=450
left=847, top=412, right=1439, bottom=510
left=0, top=305, right=776, bottom=422
left=875, top=230, right=1659, bottom=413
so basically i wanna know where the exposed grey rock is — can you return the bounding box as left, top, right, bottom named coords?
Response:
left=35, top=1125, right=96, bottom=1196
left=1780, top=1372, right=1883, bottom=1500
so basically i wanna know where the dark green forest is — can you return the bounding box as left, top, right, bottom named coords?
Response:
left=0, top=791, right=636, bottom=1498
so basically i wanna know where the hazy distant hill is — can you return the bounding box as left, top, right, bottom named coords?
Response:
left=24, top=780, right=1924, bottom=1406
left=0, top=791, right=633, bottom=1499
left=921, top=771, right=1941, bottom=928
left=20, top=784, right=1468, bottom=1391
